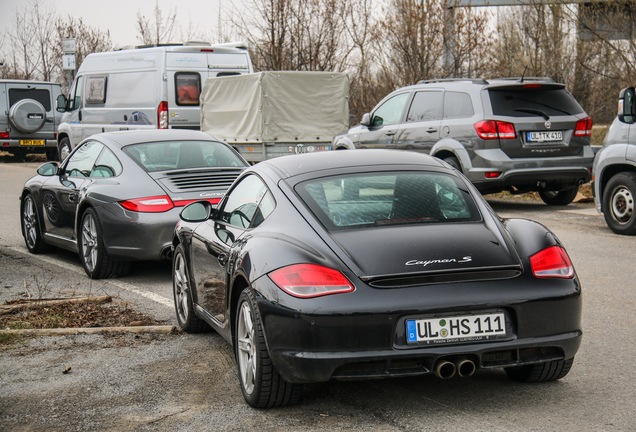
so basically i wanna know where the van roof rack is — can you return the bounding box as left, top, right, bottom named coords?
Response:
left=417, top=78, right=488, bottom=85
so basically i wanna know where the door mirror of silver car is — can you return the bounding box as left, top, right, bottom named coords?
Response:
left=37, top=162, right=59, bottom=176
left=56, top=94, right=67, bottom=113
left=618, top=87, right=636, bottom=124
left=360, top=113, right=371, bottom=127
left=180, top=200, right=213, bottom=222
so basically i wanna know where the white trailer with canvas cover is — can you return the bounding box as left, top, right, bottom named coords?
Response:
left=200, top=71, right=349, bottom=163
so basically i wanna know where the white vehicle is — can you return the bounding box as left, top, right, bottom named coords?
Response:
left=55, top=42, right=254, bottom=161
left=200, top=71, right=349, bottom=163
left=593, top=87, right=636, bottom=234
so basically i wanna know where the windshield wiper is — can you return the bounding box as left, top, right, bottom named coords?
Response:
left=513, top=108, right=550, bottom=120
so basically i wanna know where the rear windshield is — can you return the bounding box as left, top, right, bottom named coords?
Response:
left=488, top=87, right=584, bottom=117
left=9, top=88, right=51, bottom=111
left=296, top=172, right=481, bottom=230
left=123, top=140, right=247, bottom=172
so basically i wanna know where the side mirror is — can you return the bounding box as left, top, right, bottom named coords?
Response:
left=56, top=94, right=67, bottom=113
left=618, top=87, right=636, bottom=124
left=360, top=113, right=371, bottom=127
left=37, top=162, right=59, bottom=176
left=180, top=200, right=213, bottom=223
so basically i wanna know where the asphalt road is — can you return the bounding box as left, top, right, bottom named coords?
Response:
left=1, top=157, right=635, bottom=431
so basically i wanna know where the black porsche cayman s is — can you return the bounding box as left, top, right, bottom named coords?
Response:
left=172, top=149, right=582, bottom=408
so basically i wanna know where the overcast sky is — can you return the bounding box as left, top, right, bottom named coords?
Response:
left=0, top=0, right=248, bottom=48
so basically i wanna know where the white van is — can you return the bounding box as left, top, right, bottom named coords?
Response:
left=55, top=42, right=254, bottom=160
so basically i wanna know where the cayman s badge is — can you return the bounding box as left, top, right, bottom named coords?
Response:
left=544, top=121, right=551, bottom=129
left=406, top=256, right=472, bottom=267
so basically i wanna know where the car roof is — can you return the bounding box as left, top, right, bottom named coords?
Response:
left=86, top=129, right=223, bottom=149
left=259, top=149, right=446, bottom=179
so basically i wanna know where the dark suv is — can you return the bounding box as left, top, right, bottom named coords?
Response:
left=333, top=78, right=594, bottom=205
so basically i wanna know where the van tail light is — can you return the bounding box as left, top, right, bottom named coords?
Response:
left=530, top=246, right=574, bottom=278
left=474, top=120, right=517, bottom=140
left=158, top=101, right=169, bottom=129
left=574, top=117, right=592, bottom=137
left=269, top=264, right=355, bottom=298
left=119, top=195, right=174, bottom=213
left=0, top=132, right=8, bottom=138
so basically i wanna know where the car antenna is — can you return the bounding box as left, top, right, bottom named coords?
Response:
left=520, top=67, right=527, bottom=83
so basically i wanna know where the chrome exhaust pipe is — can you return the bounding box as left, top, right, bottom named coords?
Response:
left=455, top=357, right=476, bottom=378
left=434, top=360, right=456, bottom=379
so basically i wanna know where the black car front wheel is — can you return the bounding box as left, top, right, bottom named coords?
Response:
left=21, top=194, right=50, bottom=254
left=603, top=172, right=636, bottom=235
left=79, top=207, right=130, bottom=279
left=505, top=358, right=574, bottom=383
left=172, top=244, right=210, bottom=333
left=235, top=287, right=302, bottom=408
left=539, top=187, right=579, bottom=206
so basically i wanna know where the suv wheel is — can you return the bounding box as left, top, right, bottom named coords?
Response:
left=602, top=172, right=636, bottom=235
left=443, top=156, right=462, bottom=173
left=538, top=187, right=579, bottom=206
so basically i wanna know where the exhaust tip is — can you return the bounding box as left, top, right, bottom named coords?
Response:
left=455, top=358, right=476, bottom=378
left=434, top=360, right=456, bottom=379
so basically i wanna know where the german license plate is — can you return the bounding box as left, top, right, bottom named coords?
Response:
left=406, top=312, right=506, bottom=344
left=20, top=140, right=44, bottom=146
left=526, top=131, right=562, bottom=143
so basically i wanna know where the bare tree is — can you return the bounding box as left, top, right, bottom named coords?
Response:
left=136, top=1, right=178, bottom=45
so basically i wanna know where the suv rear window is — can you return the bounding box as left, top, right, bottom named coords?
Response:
left=297, top=172, right=481, bottom=230
left=488, top=87, right=584, bottom=117
left=9, top=89, right=51, bottom=111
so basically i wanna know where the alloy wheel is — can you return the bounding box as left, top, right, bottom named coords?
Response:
left=173, top=252, right=190, bottom=324
left=81, top=212, right=99, bottom=272
left=237, top=300, right=256, bottom=395
left=22, top=196, right=38, bottom=249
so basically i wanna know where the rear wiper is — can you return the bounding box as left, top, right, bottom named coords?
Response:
left=513, top=108, right=550, bottom=120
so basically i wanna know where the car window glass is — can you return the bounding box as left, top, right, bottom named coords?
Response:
left=220, top=175, right=274, bottom=228
left=68, top=76, right=84, bottom=111
left=175, top=72, right=201, bottom=106
left=372, top=93, right=409, bottom=126
left=488, top=87, right=584, bottom=117
left=406, top=91, right=443, bottom=122
left=444, top=92, right=474, bottom=118
left=123, top=140, right=247, bottom=172
left=297, top=172, right=480, bottom=230
left=8, top=89, right=51, bottom=111
left=65, top=140, right=105, bottom=178
left=91, top=147, right=122, bottom=177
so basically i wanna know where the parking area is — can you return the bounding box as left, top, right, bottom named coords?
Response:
left=1, top=159, right=635, bottom=431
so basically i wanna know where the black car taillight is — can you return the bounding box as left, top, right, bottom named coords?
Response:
left=474, top=120, right=516, bottom=140
left=269, top=264, right=354, bottom=298
left=530, top=246, right=574, bottom=279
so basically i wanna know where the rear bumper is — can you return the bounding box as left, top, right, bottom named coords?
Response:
left=253, top=274, right=582, bottom=384
left=1, top=138, right=58, bottom=151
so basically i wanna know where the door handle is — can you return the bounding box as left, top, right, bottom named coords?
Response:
left=218, top=253, right=228, bottom=267
left=426, top=128, right=438, bottom=133
left=385, top=130, right=396, bottom=136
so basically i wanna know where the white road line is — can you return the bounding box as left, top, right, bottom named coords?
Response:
left=8, top=246, right=173, bottom=308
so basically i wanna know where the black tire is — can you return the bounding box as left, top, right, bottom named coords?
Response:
left=505, top=358, right=574, bottom=383
left=58, top=137, right=72, bottom=162
left=235, top=287, right=302, bottom=408
left=539, top=187, right=579, bottom=206
left=602, top=172, right=636, bottom=235
left=172, top=244, right=210, bottom=333
left=443, top=155, right=462, bottom=173
left=78, top=207, right=130, bottom=279
left=21, top=194, right=51, bottom=254
left=45, top=148, right=59, bottom=161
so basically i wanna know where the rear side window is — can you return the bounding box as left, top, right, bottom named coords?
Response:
left=406, top=91, right=443, bottom=122
left=444, top=92, right=474, bottom=118
left=9, top=89, right=51, bottom=111
left=175, top=72, right=201, bottom=106
left=489, top=87, right=585, bottom=117
left=297, top=172, right=481, bottom=230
